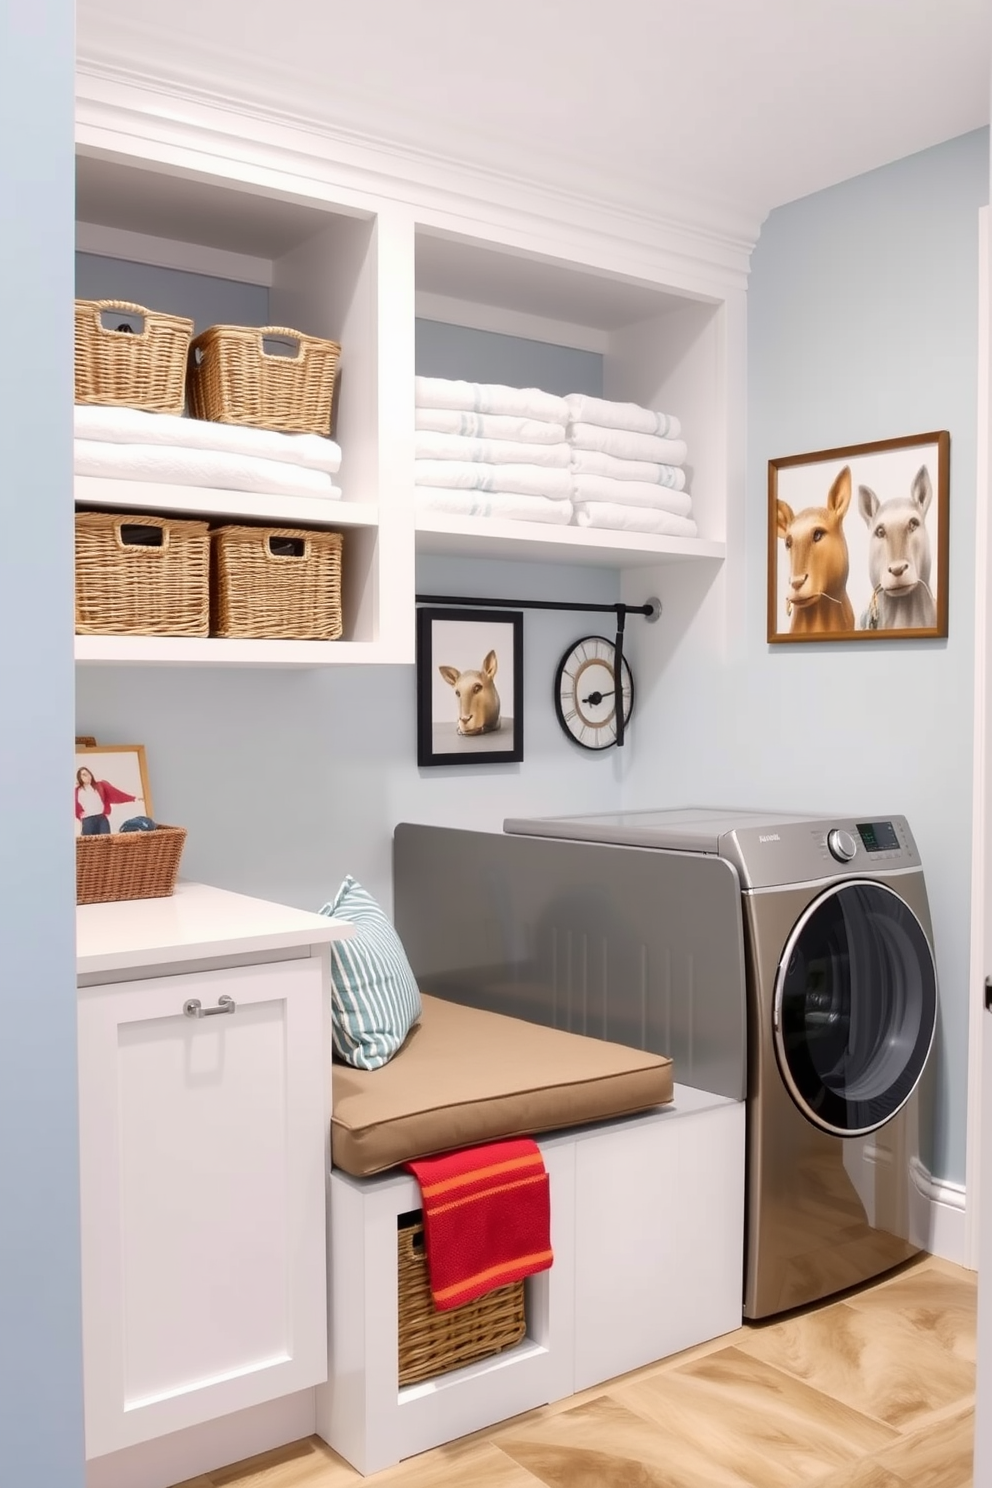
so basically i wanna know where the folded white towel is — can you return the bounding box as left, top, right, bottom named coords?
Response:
left=570, top=448, right=687, bottom=491
left=74, top=403, right=342, bottom=474
left=415, top=376, right=568, bottom=426
left=75, top=441, right=341, bottom=500
left=416, top=407, right=567, bottom=444
left=569, top=423, right=688, bottom=465
left=416, top=488, right=573, bottom=525
left=573, top=474, right=693, bottom=518
left=565, top=394, right=681, bottom=439
left=573, top=501, right=698, bottom=538
left=414, top=459, right=573, bottom=500
left=415, top=431, right=570, bottom=468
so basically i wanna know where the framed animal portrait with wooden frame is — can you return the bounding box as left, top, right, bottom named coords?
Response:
left=416, top=607, right=524, bottom=767
left=768, top=431, right=949, bottom=643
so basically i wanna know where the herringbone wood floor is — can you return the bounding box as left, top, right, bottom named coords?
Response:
left=174, top=1254, right=975, bottom=1488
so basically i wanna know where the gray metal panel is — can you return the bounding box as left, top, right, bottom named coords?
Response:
left=393, top=824, right=747, bottom=1102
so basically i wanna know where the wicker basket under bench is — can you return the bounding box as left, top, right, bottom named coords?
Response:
left=397, top=1214, right=526, bottom=1387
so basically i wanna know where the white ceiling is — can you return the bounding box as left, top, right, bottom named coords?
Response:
left=77, top=0, right=990, bottom=233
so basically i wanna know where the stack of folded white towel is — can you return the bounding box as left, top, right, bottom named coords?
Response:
left=564, top=394, right=696, bottom=537
left=413, top=378, right=698, bottom=540
left=414, top=377, right=573, bottom=525
left=74, top=405, right=343, bottom=501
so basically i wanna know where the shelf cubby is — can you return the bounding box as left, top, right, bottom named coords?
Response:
left=74, top=152, right=411, bottom=664
left=412, top=225, right=729, bottom=568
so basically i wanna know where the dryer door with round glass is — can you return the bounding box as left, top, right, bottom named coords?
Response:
left=773, top=880, right=937, bottom=1138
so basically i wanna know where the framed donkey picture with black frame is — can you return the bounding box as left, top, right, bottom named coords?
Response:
left=416, top=606, right=524, bottom=766
left=768, top=431, right=949, bottom=643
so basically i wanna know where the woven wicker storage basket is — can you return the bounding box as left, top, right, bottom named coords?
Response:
left=397, top=1216, right=526, bottom=1387
left=187, top=324, right=341, bottom=435
left=76, top=826, right=187, bottom=906
left=75, top=299, right=194, bottom=415
left=75, top=512, right=211, bottom=637
left=210, top=525, right=343, bottom=640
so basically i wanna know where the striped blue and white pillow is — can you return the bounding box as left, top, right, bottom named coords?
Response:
left=319, top=876, right=422, bottom=1070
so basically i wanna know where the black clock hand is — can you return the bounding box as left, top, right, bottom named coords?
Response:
left=581, top=689, right=615, bottom=705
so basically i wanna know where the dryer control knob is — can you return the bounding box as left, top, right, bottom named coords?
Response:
left=827, top=828, right=857, bottom=862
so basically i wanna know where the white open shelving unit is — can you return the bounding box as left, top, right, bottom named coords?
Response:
left=73, top=110, right=744, bottom=669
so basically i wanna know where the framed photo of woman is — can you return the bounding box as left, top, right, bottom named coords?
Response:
left=74, top=745, right=153, bottom=836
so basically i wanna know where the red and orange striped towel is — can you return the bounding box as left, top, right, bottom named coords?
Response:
left=404, top=1138, right=553, bottom=1311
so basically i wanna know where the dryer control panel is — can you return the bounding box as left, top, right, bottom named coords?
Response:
left=728, top=815, right=920, bottom=890
left=855, top=820, right=901, bottom=854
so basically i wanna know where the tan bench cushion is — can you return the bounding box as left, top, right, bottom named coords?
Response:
left=331, top=992, right=674, bottom=1177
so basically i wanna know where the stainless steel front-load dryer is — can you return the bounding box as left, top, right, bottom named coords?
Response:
left=393, top=808, right=939, bottom=1320
left=720, top=811, right=937, bottom=1317
left=500, top=808, right=940, bottom=1319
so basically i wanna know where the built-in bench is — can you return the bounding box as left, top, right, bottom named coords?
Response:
left=316, top=994, right=744, bottom=1476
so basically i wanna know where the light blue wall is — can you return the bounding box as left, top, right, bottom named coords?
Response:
left=76, top=254, right=269, bottom=335
left=416, top=318, right=603, bottom=395
left=1, top=1, right=84, bottom=1483
left=627, top=127, right=989, bottom=1184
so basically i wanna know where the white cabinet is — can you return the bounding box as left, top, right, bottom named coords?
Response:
left=76, top=885, right=349, bottom=1461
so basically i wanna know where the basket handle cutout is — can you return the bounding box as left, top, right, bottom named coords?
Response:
left=95, top=301, right=149, bottom=337
left=115, top=521, right=169, bottom=553
left=267, top=535, right=308, bottom=560
left=257, top=326, right=305, bottom=360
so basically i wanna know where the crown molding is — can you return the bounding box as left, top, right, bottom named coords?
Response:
left=74, top=17, right=766, bottom=254
left=74, top=58, right=761, bottom=295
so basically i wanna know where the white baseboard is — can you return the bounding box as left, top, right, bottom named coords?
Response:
left=928, top=1180, right=969, bottom=1267
left=84, top=1388, right=316, bottom=1488
left=910, top=1157, right=969, bottom=1267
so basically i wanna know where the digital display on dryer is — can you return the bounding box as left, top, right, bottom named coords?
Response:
left=856, top=821, right=899, bottom=853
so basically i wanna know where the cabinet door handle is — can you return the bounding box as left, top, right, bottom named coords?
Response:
left=183, top=995, right=236, bottom=1019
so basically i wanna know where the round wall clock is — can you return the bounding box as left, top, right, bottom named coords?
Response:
left=554, top=635, right=634, bottom=751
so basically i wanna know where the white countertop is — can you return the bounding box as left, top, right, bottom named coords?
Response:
left=76, top=881, right=353, bottom=977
